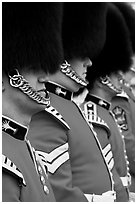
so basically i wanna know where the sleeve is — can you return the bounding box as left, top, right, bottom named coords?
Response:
left=2, top=154, right=26, bottom=202
left=28, top=111, right=88, bottom=202
left=112, top=99, right=135, bottom=176
left=2, top=170, right=21, bottom=202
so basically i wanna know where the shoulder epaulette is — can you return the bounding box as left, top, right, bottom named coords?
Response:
left=84, top=101, right=97, bottom=119
left=83, top=101, right=110, bottom=137
left=45, top=105, right=70, bottom=130
left=116, top=91, right=129, bottom=100
left=2, top=154, right=26, bottom=186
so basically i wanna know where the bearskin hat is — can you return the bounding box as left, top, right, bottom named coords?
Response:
left=62, top=2, right=107, bottom=61
left=86, top=3, right=133, bottom=89
left=113, top=2, right=135, bottom=54
left=3, top=3, right=63, bottom=74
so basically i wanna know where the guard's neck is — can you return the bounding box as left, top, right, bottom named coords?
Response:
left=89, top=88, right=111, bottom=103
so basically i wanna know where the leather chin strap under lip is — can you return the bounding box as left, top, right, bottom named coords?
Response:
left=100, top=75, right=122, bottom=94
left=60, top=60, right=89, bottom=87
left=8, top=69, right=50, bottom=106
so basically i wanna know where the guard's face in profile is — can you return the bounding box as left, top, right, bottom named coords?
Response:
left=69, top=58, right=92, bottom=81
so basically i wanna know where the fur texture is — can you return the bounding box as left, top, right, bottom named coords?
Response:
left=113, top=2, right=135, bottom=53
left=3, top=3, right=63, bottom=74
left=62, top=2, right=107, bottom=61
left=87, top=3, right=133, bottom=89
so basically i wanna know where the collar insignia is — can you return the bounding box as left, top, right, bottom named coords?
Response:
left=55, top=87, right=67, bottom=96
left=85, top=94, right=110, bottom=110
left=2, top=116, right=28, bottom=140
left=45, top=82, right=72, bottom=100
left=2, top=120, right=17, bottom=134
left=99, top=100, right=108, bottom=107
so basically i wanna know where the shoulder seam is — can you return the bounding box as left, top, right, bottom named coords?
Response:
left=45, top=105, right=70, bottom=130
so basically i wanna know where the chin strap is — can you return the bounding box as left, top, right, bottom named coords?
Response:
left=60, top=60, right=88, bottom=87
left=8, top=69, right=50, bottom=106
left=100, top=75, right=122, bottom=94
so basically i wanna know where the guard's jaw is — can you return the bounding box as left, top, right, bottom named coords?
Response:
left=8, top=69, right=50, bottom=106
left=100, top=75, right=122, bottom=94
left=60, top=60, right=89, bottom=87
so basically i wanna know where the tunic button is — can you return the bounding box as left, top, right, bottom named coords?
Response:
left=126, top=161, right=129, bottom=165
left=38, top=165, right=43, bottom=174
left=125, top=155, right=128, bottom=160
left=40, top=175, right=46, bottom=185
left=44, top=185, right=49, bottom=194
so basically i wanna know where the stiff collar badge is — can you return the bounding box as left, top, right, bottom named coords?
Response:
left=2, top=116, right=28, bottom=140
left=55, top=87, right=67, bottom=97
left=98, top=100, right=108, bottom=109
left=86, top=94, right=110, bottom=110
left=45, top=82, right=72, bottom=100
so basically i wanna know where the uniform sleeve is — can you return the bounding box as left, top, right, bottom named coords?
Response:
left=112, top=98, right=135, bottom=176
left=28, top=111, right=88, bottom=202
left=2, top=170, right=21, bottom=201
left=124, top=99, right=135, bottom=176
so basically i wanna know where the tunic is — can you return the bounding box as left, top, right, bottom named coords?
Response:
left=28, top=82, right=115, bottom=202
left=2, top=115, right=55, bottom=202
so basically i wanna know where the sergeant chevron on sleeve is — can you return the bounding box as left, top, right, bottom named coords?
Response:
left=28, top=2, right=117, bottom=202
left=80, top=2, right=134, bottom=202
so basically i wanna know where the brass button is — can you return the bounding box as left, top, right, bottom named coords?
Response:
left=38, top=165, right=43, bottom=174
left=40, top=176, right=46, bottom=185
left=43, top=185, right=49, bottom=194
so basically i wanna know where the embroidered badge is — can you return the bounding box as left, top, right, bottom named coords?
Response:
left=83, top=101, right=110, bottom=137
left=55, top=87, right=67, bottom=96
left=2, top=120, right=17, bottom=134
left=99, top=100, right=108, bottom=107
left=84, top=101, right=97, bottom=122
left=112, top=106, right=128, bottom=131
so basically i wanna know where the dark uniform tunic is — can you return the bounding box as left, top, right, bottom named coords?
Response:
left=28, top=82, right=115, bottom=202
left=83, top=94, right=130, bottom=201
left=111, top=89, right=135, bottom=192
left=2, top=115, right=55, bottom=202
left=81, top=94, right=131, bottom=201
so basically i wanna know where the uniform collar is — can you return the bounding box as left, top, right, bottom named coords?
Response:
left=85, top=94, right=111, bottom=110
left=45, top=81, right=73, bottom=101
left=2, top=115, right=28, bottom=140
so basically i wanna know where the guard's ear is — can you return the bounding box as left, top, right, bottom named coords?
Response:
left=38, top=75, right=49, bottom=83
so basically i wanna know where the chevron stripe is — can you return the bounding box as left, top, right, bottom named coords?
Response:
left=105, top=151, right=113, bottom=164
left=2, top=154, right=26, bottom=185
left=108, top=158, right=114, bottom=170
left=103, top=144, right=111, bottom=156
left=35, top=143, right=69, bottom=174
left=45, top=105, right=70, bottom=130
left=102, top=144, right=114, bottom=170
left=47, top=152, right=69, bottom=174
left=36, top=143, right=69, bottom=162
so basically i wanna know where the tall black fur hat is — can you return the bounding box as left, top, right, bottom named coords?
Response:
left=87, top=3, right=133, bottom=88
left=113, top=2, right=135, bottom=53
left=3, top=3, right=63, bottom=74
left=62, top=2, right=107, bottom=61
